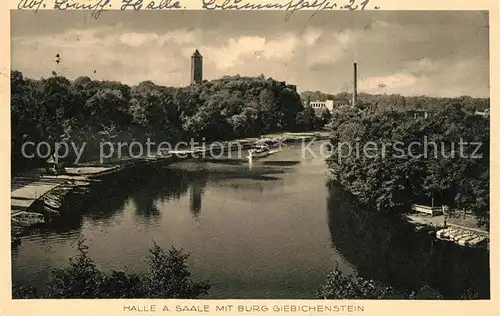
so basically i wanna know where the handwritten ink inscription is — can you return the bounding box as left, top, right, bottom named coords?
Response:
left=17, top=0, right=183, bottom=17
left=202, top=0, right=379, bottom=20
left=120, top=0, right=182, bottom=10
left=54, top=0, right=111, bottom=18
left=16, top=0, right=376, bottom=19
left=17, top=0, right=112, bottom=18
left=17, top=0, right=46, bottom=12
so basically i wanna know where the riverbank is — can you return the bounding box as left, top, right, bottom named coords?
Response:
left=11, top=131, right=332, bottom=246
left=11, top=133, right=321, bottom=238
left=325, top=168, right=489, bottom=249
left=11, top=155, right=182, bottom=245
left=406, top=212, right=489, bottom=248
left=262, top=131, right=330, bottom=142
left=11, top=141, right=490, bottom=299
left=11, top=141, right=337, bottom=298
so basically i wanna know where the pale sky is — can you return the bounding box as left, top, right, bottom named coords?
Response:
left=11, top=10, right=489, bottom=97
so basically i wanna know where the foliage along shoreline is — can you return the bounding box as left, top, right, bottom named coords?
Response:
left=325, top=102, right=489, bottom=228
left=12, top=71, right=331, bottom=173
left=11, top=71, right=489, bottom=299
left=13, top=240, right=210, bottom=299
left=323, top=180, right=489, bottom=299
left=301, top=90, right=489, bottom=113
left=13, top=237, right=484, bottom=299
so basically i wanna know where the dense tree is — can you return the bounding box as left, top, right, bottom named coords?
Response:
left=316, top=264, right=447, bottom=299
left=317, top=108, right=332, bottom=127
left=326, top=102, right=489, bottom=227
left=295, top=106, right=321, bottom=131
left=13, top=240, right=210, bottom=299
left=11, top=72, right=307, bottom=171
left=301, top=91, right=489, bottom=113
left=316, top=265, right=401, bottom=299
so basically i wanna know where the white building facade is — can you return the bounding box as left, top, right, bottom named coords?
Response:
left=307, top=99, right=350, bottom=112
left=309, top=100, right=334, bottom=111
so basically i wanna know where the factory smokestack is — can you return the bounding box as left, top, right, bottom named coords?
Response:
left=352, top=62, right=358, bottom=107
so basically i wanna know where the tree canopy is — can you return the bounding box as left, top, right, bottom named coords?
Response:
left=326, top=102, right=489, bottom=227
left=11, top=72, right=312, bottom=172
left=301, top=91, right=489, bottom=113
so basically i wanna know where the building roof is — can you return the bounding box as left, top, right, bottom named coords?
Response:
left=192, top=49, right=202, bottom=58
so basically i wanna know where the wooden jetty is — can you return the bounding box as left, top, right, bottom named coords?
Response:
left=11, top=177, right=68, bottom=215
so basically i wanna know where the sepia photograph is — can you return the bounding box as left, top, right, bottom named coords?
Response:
left=9, top=10, right=490, bottom=301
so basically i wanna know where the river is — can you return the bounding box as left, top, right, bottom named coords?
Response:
left=11, top=141, right=490, bottom=299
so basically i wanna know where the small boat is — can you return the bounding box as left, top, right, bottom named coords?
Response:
left=457, top=235, right=476, bottom=246
left=254, top=138, right=283, bottom=149
left=57, top=185, right=77, bottom=193
left=44, top=205, right=61, bottom=217
left=436, top=228, right=456, bottom=241
left=72, top=186, right=91, bottom=194
left=65, top=179, right=92, bottom=187
left=247, top=145, right=271, bottom=159
left=436, top=229, right=450, bottom=241
left=52, top=190, right=71, bottom=200
left=458, top=236, right=487, bottom=248
left=73, top=181, right=92, bottom=187
left=57, top=184, right=74, bottom=190
left=11, top=211, right=46, bottom=227
left=45, top=193, right=62, bottom=202
left=44, top=197, right=62, bottom=210
left=436, top=228, right=488, bottom=248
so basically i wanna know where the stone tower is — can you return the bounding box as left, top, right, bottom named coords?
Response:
left=191, top=49, right=203, bottom=85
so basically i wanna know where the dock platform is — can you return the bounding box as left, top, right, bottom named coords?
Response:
left=11, top=177, right=67, bottom=214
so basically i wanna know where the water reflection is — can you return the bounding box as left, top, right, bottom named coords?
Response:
left=207, top=169, right=286, bottom=195
left=12, top=142, right=492, bottom=299
left=43, top=166, right=210, bottom=229
left=201, top=158, right=246, bottom=166
left=12, top=145, right=329, bottom=298
left=261, top=161, right=301, bottom=167
left=189, top=175, right=206, bottom=220
left=28, top=161, right=289, bottom=232
left=326, top=180, right=490, bottom=299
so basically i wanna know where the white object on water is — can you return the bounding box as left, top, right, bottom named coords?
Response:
left=11, top=211, right=46, bottom=226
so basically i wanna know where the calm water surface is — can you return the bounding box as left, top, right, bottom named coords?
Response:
left=11, top=142, right=489, bottom=299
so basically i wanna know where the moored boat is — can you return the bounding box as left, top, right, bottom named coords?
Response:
left=72, top=186, right=91, bottom=194
left=44, top=205, right=61, bottom=217
left=254, top=138, right=283, bottom=150
left=436, top=228, right=452, bottom=241
left=73, top=181, right=92, bottom=187
left=436, top=228, right=488, bottom=248
left=247, top=145, right=271, bottom=159
left=11, top=211, right=46, bottom=227
left=44, top=197, right=62, bottom=209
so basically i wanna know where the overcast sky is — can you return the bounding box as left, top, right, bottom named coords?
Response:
left=11, top=10, right=489, bottom=97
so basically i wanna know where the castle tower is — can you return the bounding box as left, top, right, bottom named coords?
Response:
left=191, top=49, right=203, bottom=85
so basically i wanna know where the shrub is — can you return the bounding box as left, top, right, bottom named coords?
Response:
left=13, top=239, right=210, bottom=299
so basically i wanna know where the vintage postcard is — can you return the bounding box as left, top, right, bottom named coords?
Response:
left=0, top=1, right=498, bottom=315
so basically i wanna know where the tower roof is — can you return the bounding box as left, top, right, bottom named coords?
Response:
left=192, top=49, right=202, bottom=58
